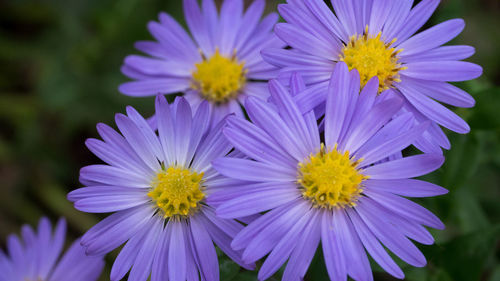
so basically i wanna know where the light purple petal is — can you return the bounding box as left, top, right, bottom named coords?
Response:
left=190, top=215, right=219, bottom=281
left=81, top=206, right=153, bottom=255
left=71, top=187, right=149, bottom=213
left=401, top=45, right=476, bottom=63
left=394, top=0, right=440, bottom=45
left=321, top=211, right=347, bottom=281
left=258, top=210, right=314, bottom=280
left=324, top=62, right=350, bottom=147
left=119, top=78, right=189, bottom=96
left=365, top=189, right=445, bottom=229
left=216, top=183, right=300, bottom=218
left=355, top=197, right=427, bottom=267
left=398, top=19, right=465, bottom=56
left=401, top=61, right=482, bottom=82
left=79, top=165, right=150, bottom=188
left=348, top=208, right=405, bottom=279
left=343, top=97, right=404, bottom=153
left=212, top=158, right=296, bottom=182
left=224, top=116, right=295, bottom=167
left=274, top=23, right=339, bottom=60
left=364, top=154, right=444, bottom=179
left=110, top=224, right=150, bottom=281
left=398, top=81, right=470, bottom=133
left=360, top=121, right=430, bottom=166
left=168, top=221, right=187, bottom=281
left=115, top=113, right=162, bottom=171
left=365, top=178, right=448, bottom=197
left=333, top=210, right=373, bottom=281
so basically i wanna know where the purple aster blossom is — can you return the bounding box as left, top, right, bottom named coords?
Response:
left=68, top=96, right=254, bottom=281
left=211, top=63, right=448, bottom=281
left=0, top=217, right=104, bottom=281
left=119, top=0, right=284, bottom=125
left=262, top=0, right=482, bottom=153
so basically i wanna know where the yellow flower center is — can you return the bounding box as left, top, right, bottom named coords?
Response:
left=148, top=166, right=205, bottom=218
left=191, top=49, right=247, bottom=104
left=339, top=27, right=405, bottom=92
left=298, top=144, right=367, bottom=209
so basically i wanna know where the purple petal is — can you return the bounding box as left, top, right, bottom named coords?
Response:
left=79, top=165, right=150, bottom=188
left=71, top=186, right=149, bottom=213
left=216, top=183, right=300, bottom=218
left=224, top=116, right=295, bottom=167
left=258, top=210, right=314, bottom=280
left=275, top=23, right=339, bottom=60
left=321, top=211, right=347, bottom=281
left=364, top=154, right=444, bottom=179
left=401, top=61, right=482, bottom=82
left=394, top=0, right=440, bottom=45
left=110, top=225, right=150, bottom=281
left=360, top=121, right=430, bottom=166
left=168, top=221, right=187, bottom=281
left=245, top=96, right=309, bottom=160
left=212, top=158, right=296, bottom=182
left=218, top=0, right=243, bottom=54
left=282, top=210, right=321, bottom=280
left=183, top=0, right=212, bottom=55
left=348, top=209, right=404, bottom=279
left=115, top=113, right=162, bottom=171
left=190, top=215, right=219, bottom=281
left=234, top=0, right=265, bottom=50
left=119, top=78, right=189, bottom=96
left=231, top=201, right=297, bottom=250
left=333, top=210, right=373, bottom=281
left=343, top=97, right=404, bottom=153
left=355, top=198, right=427, bottom=267
left=324, top=62, right=351, bottom=147
left=365, top=189, right=445, bottom=229
left=401, top=45, right=476, bottom=63
left=398, top=81, right=470, bottom=133
left=304, top=0, right=349, bottom=41
left=398, top=19, right=465, bottom=56
left=403, top=77, right=475, bottom=108
left=365, top=179, right=448, bottom=197
left=81, top=206, right=153, bottom=255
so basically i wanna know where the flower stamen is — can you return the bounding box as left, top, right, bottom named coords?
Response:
left=148, top=166, right=205, bottom=218
left=339, top=26, right=406, bottom=92
left=191, top=49, right=247, bottom=104
left=298, top=144, right=366, bottom=209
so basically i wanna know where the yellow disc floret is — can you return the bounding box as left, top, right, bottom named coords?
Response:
left=191, top=49, right=247, bottom=104
left=339, top=27, right=405, bottom=92
left=148, top=166, right=205, bottom=218
left=298, top=144, right=367, bottom=209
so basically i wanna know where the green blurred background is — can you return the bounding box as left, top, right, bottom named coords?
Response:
left=0, top=0, right=498, bottom=280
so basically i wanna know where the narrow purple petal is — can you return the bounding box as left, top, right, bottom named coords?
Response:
left=119, top=78, right=189, bottom=96
left=398, top=19, right=465, bottom=56
left=365, top=179, right=448, bottom=197
left=401, top=61, right=482, bottom=82
left=364, top=154, right=444, bottom=179
left=190, top=215, right=219, bottom=281
left=365, top=190, right=445, bottom=229
left=168, top=221, right=187, bottom=281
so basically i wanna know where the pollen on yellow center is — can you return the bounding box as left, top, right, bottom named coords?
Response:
left=339, top=27, right=405, bottom=92
left=191, top=49, right=247, bottom=104
left=298, top=144, right=367, bottom=209
left=148, top=166, right=204, bottom=218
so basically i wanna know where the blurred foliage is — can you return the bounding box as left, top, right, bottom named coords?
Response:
left=0, top=0, right=499, bottom=280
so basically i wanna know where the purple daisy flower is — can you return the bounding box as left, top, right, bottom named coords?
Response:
left=0, top=217, right=104, bottom=281
left=262, top=0, right=482, bottom=152
left=211, top=63, right=448, bottom=281
left=68, top=96, right=253, bottom=281
left=119, top=0, right=283, bottom=125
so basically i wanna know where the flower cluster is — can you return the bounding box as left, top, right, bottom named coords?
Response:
left=3, top=0, right=482, bottom=281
